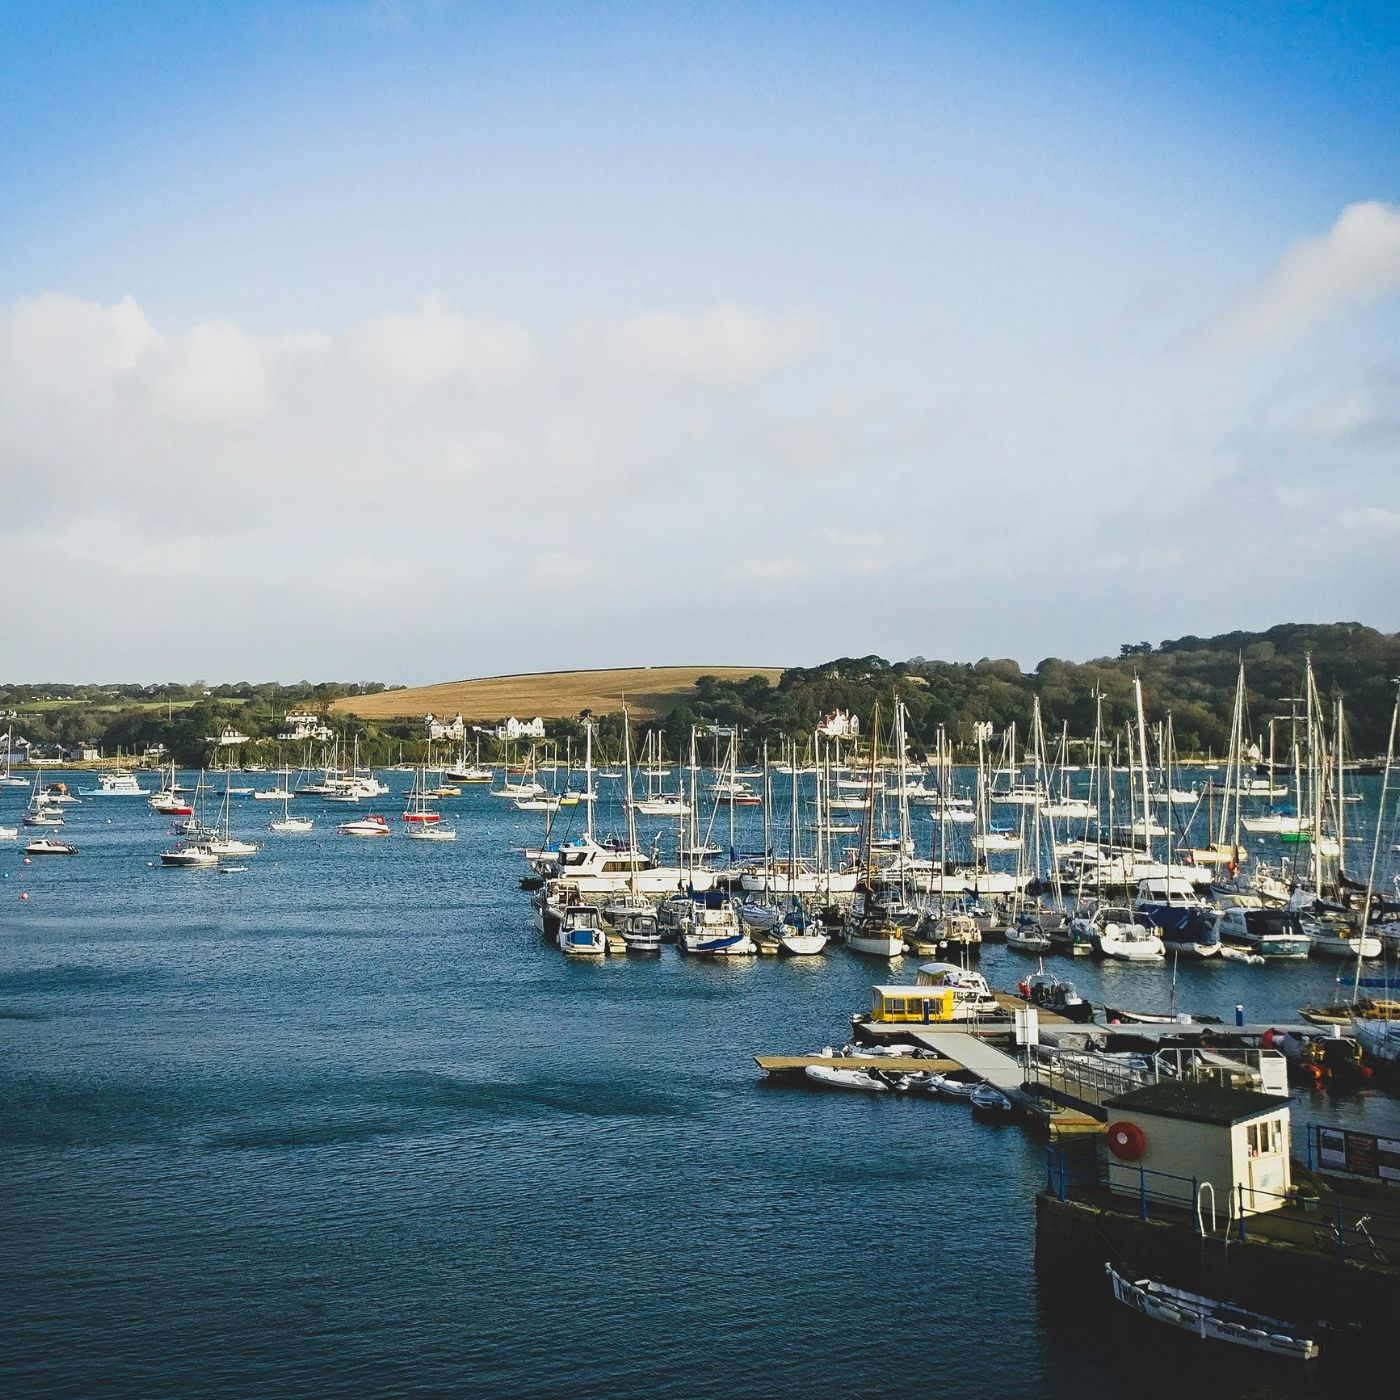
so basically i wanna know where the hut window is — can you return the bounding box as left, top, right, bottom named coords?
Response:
left=887, top=998, right=906, bottom=1015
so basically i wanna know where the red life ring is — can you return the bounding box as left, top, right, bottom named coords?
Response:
left=1107, top=1121, right=1146, bottom=1160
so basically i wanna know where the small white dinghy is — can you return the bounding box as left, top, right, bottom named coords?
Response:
left=1105, top=1263, right=1322, bottom=1360
left=969, top=1084, right=1014, bottom=1115
left=804, top=1065, right=889, bottom=1093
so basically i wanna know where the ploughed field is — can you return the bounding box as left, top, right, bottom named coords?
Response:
left=330, top=665, right=784, bottom=722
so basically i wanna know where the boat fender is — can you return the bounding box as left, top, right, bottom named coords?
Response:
left=1107, top=1121, right=1146, bottom=1160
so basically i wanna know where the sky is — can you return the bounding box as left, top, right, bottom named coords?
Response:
left=1, top=0, right=1397, bottom=684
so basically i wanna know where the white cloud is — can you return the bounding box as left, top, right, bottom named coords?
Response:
left=597, top=303, right=822, bottom=385
left=1338, top=505, right=1400, bottom=531
left=347, top=293, right=536, bottom=394
left=0, top=292, right=156, bottom=397
left=1203, top=200, right=1400, bottom=352
left=150, top=320, right=277, bottom=423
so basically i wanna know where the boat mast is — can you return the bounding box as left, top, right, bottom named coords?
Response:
left=1357, top=682, right=1400, bottom=1001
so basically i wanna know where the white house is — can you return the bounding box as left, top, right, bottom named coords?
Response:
left=279, top=711, right=334, bottom=743
left=207, top=724, right=252, bottom=747
left=425, top=713, right=467, bottom=743
left=817, top=709, right=860, bottom=741
left=494, top=716, right=545, bottom=741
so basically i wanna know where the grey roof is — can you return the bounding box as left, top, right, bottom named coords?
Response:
left=1104, top=1080, right=1286, bottom=1126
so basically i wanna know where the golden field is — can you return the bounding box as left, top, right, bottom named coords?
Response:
left=330, top=666, right=785, bottom=722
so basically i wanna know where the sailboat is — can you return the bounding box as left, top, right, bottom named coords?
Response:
left=402, top=766, right=442, bottom=824
left=207, top=765, right=260, bottom=856
left=149, top=760, right=193, bottom=815
left=0, top=730, right=29, bottom=786
left=842, top=704, right=908, bottom=958
left=269, top=769, right=314, bottom=833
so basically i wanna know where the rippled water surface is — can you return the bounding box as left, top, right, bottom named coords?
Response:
left=2, top=775, right=1397, bottom=1398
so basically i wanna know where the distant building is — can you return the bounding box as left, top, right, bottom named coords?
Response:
left=494, top=716, right=545, bottom=741
left=425, top=713, right=467, bottom=743
left=817, top=709, right=860, bottom=741
left=207, top=724, right=252, bottom=747
left=279, top=711, right=334, bottom=743
left=78, top=745, right=101, bottom=762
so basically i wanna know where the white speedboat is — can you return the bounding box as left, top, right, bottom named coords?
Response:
left=804, top=1065, right=889, bottom=1092
left=338, top=814, right=391, bottom=837
left=160, top=844, right=218, bottom=867
left=1105, top=1264, right=1321, bottom=1360
left=25, top=836, right=78, bottom=855
left=0, top=824, right=16, bottom=840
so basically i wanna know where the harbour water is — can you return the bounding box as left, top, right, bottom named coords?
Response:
left=2, top=775, right=1397, bottom=1398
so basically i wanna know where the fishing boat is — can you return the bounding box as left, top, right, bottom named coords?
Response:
left=804, top=1064, right=889, bottom=1093
left=679, top=899, right=756, bottom=956
left=1104, top=1263, right=1322, bottom=1360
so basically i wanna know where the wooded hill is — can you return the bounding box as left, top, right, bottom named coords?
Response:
left=649, top=623, right=1400, bottom=760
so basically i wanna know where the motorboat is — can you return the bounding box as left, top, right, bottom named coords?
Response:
left=557, top=904, right=607, bottom=956
left=1072, top=905, right=1164, bottom=960
left=616, top=911, right=662, bottom=953
left=1104, top=1263, right=1322, bottom=1360
left=338, top=814, right=391, bottom=837
left=159, top=843, right=218, bottom=867
left=804, top=1064, right=889, bottom=1093
left=0, top=824, right=16, bottom=840
left=24, top=836, right=78, bottom=855
left=548, top=834, right=713, bottom=896
left=79, top=770, right=149, bottom=797
left=678, top=897, right=756, bottom=956
left=913, top=962, right=1004, bottom=1020
left=1017, top=968, right=1094, bottom=1022
left=42, top=783, right=80, bottom=805
left=1005, top=917, right=1052, bottom=953
left=1216, top=907, right=1311, bottom=959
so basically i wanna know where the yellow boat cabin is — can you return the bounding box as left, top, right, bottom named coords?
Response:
left=870, top=985, right=957, bottom=1024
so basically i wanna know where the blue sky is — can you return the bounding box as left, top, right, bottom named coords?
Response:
left=1, top=2, right=1397, bottom=681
